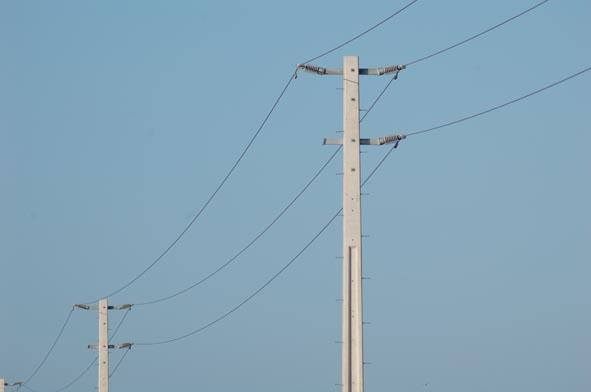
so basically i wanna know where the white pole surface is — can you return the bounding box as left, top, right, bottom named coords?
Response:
left=98, top=298, right=109, bottom=392
left=341, top=55, right=364, bottom=392
left=1, top=378, right=5, bottom=392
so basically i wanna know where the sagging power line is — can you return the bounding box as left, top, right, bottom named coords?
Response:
left=131, top=63, right=590, bottom=347
left=87, top=0, right=421, bottom=306
left=74, top=300, right=133, bottom=392
left=21, top=308, right=75, bottom=387
left=134, top=64, right=401, bottom=307
left=13, top=1, right=569, bottom=388
left=15, top=3, right=421, bottom=387
left=25, top=305, right=132, bottom=392
left=130, top=0, right=552, bottom=308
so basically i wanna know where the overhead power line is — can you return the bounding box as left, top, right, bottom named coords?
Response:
left=22, top=0, right=562, bottom=383
left=302, top=0, right=420, bottom=64
left=51, top=359, right=96, bottom=392
left=406, top=0, right=551, bottom=66
left=17, top=1, right=556, bottom=381
left=133, top=63, right=590, bottom=346
left=87, top=0, right=420, bottom=305
left=22, top=308, right=75, bottom=386
left=364, top=0, right=552, bottom=118
left=406, top=65, right=591, bottom=137
left=130, top=0, right=545, bottom=308
left=13, top=3, right=420, bottom=385
left=134, top=73, right=394, bottom=307
left=133, top=125, right=406, bottom=346
left=110, top=308, right=132, bottom=339
left=134, top=147, right=341, bottom=306
left=28, top=308, right=132, bottom=392
left=134, top=209, right=342, bottom=346
left=87, top=73, right=295, bottom=304
left=109, top=349, right=131, bottom=379
left=133, top=102, right=411, bottom=346
left=126, top=0, right=564, bottom=328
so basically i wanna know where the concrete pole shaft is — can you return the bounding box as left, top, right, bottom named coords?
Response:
left=98, top=298, right=109, bottom=392
left=341, top=55, right=364, bottom=392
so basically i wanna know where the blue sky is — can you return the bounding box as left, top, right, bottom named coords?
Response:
left=1, top=1, right=589, bottom=391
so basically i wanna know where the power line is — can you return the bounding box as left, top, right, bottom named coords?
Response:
left=20, top=385, right=39, bottom=392
left=134, top=147, right=341, bottom=306
left=22, top=308, right=75, bottom=386
left=132, top=136, right=400, bottom=346
left=14, top=1, right=439, bottom=372
left=87, top=0, right=420, bottom=305
left=21, top=0, right=569, bottom=384
left=133, top=63, right=589, bottom=346
left=134, top=0, right=546, bottom=309
left=132, top=110, right=403, bottom=346
left=16, top=0, right=562, bottom=375
left=110, top=308, right=132, bottom=339
left=364, top=0, right=553, bottom=119
left=406, top=65, right=591, bottom=137
left=133, top=0, right=541, bottom=308
left=134, top=209, right=342, bottom=346
left=28, top=308, right=132, bottom=392
left=406, top=0, right=551, bottom=66
left=11, top=0, right=567, bottom=389
left=108, top=349, right=131, bottom=379
left=302, top=0, right=420, bottom=64
left=133, top=70, right=398, bottom=307
left=86, top=73, right=296, bottom=304
left=51, top=359, right=96, bottom=392
left=12, top=3, right=419, bottom=385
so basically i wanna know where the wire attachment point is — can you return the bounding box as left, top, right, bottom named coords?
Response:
left=297, top=63, right=328, bottom=75
left=377, top=64, right=406, bottom=76
left=377, top=134, right=406, bottom=146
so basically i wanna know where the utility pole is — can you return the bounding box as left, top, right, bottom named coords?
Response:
left=98, top=298, right=109, bottom=392
left=75, top=299, right=133, bottom=392
left=1, top=380, right=22, bottom=392
left=298, top=56, right=405, bottom=392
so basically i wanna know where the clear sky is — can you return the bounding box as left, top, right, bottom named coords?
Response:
left=1, top=1, right=589, bottom=391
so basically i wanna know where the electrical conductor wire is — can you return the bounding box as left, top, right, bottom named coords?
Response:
left=133, top=63, right=590, bottom=346
left=359, top=0, right=553, bottom=137
left=86, top=0, right=420, bottom=305
left=132, top=97, right=406, bottom=344
left=302, top=0, right=420, bottom=64
left=407, top=65, right=591, bottom=137
left=23, top=308, right=74, bottom=386
left=14, top=3, right=421, bottom=386
left=37, top=308, right=132, bottom=392
left=87, top=73, right=296, bottom=304
left=406, top=0, right=551, bottom=66
left=109, top=349, right=131, bottom=379
left=134, top=147, right=341, bottom=306
left=133, top=134, right=401, bottom=346
left=134, top=69, right=396, bottom=306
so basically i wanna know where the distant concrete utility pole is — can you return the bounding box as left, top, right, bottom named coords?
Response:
left=1, top=380, right=22, bottom=392
left=298, top=56, right=405, bottom=392
left=97, top=298, right=109, bottom=392
left=75, top=299, right=133, bottom=392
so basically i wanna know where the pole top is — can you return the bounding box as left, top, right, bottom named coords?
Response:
left=296, top=62, right=405, bottom=76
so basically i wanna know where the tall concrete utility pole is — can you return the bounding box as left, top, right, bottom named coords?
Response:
left=1, top=378, right=5, bottom=392
left=74, top=299, right=133, bottom=392
left=298, top=56, right=405, bottom=392
left=98, top=298, right=109, bottom=392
